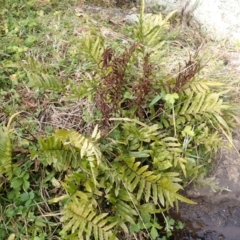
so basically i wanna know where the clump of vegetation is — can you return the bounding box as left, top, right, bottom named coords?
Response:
left=0, top=0, right=237, bottom=239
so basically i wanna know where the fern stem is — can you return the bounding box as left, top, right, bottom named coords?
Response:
left=7, top=111, right=23, bottom=129
left=140, top=0, right=145, bottom=20
left=172, top=106, right=177, bottom=137
left=139, top=0, right=145, bottom=45
left=109, top=117, right=148, bottom=127
left=122, top=181, right=154, bottom=240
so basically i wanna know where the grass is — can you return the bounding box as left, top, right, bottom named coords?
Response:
left=0, top=0, right=239, bottom=239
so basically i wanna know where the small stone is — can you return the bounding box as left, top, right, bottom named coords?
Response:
left=124, top=14, right=139, bottom=25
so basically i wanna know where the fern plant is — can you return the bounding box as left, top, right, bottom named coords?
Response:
left=35, top=120, right=195, bottom=239
left=23, top=0, right=236, bottom=239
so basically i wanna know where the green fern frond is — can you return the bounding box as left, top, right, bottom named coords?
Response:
left=106, top=189, right=138, bottom=227
left=55, top=126, right=102, bottom=165
left=122, top=122, right=168, bottom=144
left=194, top=124, right=223, bottom=153
left=135, top=8, right=176, bottom=46
left=162, top=90, right=234, bottom=145
left=0, top=127, right=13, bottom=180
left=36, top=136, right=82, bottom=171
left=173, top=157, right=187, bottom=177
left=82, top=35, right=105, bottom=68
left=114, top=158, right=195, bottom=207
left=179, top=90, right=225, bottom=115
left=35, top=126, right=102, bottom=173
left=162, top=137, right=182, bottom=153
left=134, top=2, right=176, bottom=61
left=61, top=198, right=118, bottom=240
left=27, top=72, right=65, bottom=92
left=114, top=198, right=137, bottom=225
left=67, top=73, right=99, bottom=100
left=175, top=90, right=233, bottom=133
left=151, top=140, right=189, bottom=177
left=182, top=79, right=225, bottom=93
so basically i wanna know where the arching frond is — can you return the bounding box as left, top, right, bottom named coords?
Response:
left=178, top=89, right=224, bottom=115
left=113, top=158, right=195, bottom=208
left=171, top=90, right=234, bottom=136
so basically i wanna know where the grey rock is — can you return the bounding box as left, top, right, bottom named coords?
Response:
left=124, top=13, right=139, bottom=25
left=145, top=0, right=240, bottom=41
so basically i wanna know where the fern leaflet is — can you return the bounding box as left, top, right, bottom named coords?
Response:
left=27, top=72, right=65, bottom=92
left=0, top=127, right=13, bottom=180
left=61, top=198, right=117, bottom=240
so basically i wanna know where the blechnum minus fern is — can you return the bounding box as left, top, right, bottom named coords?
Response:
left=12, top=1, right=236, bottom=239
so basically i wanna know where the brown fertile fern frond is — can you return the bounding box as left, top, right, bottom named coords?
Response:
left=173, top=54, right=201, bottom=93
left=132, top=52, right=156, bottom=118
left=101, top=47, right=114, bottom=69
left=95, top=43, right=138, bottom=122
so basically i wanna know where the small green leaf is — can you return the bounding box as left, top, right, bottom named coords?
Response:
left=25, top=199, right=32, bottom=206
left=23, top=173, right=30, bottom=180
left=167, top=217, right=175, bottom=226
left=181, top=126, right=195, bottom=137
left=124, top=91, right=134, bottom=99
left=176, top=193, right=196, bottom=204
left=153, top=221, right=162, bottom=230
left=49, top=194, right=69, bottom=203
left=29, top=191, right=35, bottom=199
left=140, top=211, right=150, bottom=223
left=164, top=93, right=179, bottom=105
left=23, top=180, right=30, bottom=191
left=51, top=177, right=61, bottom=188
left=130, top=222, right=141, bottom=233
left=129, top=151, right=149, bottom=158
left=176, top=221, right=184, bottom=230
left=150, top=226, right=159, bottom=239
left=11, top=178, right=23, bottom=189
left=20, top=192, right=30, bottom=202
